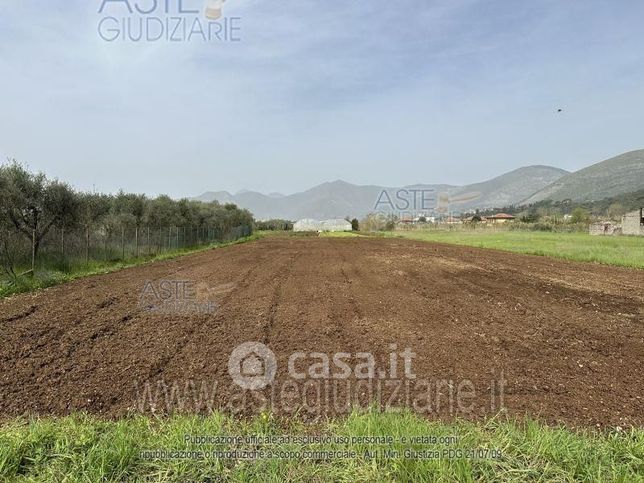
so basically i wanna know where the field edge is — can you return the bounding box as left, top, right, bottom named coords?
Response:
left=382, top=230, right=644, bottom=269
left=1, top=409, right=642, bottom=482
left=0, top=234, right=263, bottom=300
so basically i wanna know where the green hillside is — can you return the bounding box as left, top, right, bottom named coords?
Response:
left=522, top=149, right=644, bottom=204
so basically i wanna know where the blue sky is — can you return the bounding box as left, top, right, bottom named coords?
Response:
left=0, top=0, right=643, bottom=197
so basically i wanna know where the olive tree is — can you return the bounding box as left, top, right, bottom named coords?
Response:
left=0, top=162, right=78, bottom=260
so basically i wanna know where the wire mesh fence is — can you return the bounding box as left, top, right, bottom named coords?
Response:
left=1, top=224, right=253, bottom=277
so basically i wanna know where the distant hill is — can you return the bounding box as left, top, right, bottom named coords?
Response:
left=192, top=191, right=235, bottom=203
left=522, top=149, right=644, bottom=204
left=506, top=188, right=644, bottom=219
left=447, top=165, right=569, bottom=211
left=193, top=165, right=567, bottom=220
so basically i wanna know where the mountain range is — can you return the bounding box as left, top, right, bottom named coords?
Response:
left=193, top=149, right=643, bottom=220
left=521, top=149, right=644, bottom=205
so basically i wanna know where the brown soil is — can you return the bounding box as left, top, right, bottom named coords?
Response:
left=1, top=235, right=642, bottom=427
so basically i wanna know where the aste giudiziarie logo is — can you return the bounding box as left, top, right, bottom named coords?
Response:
left=97, top=0, right=242, bottom=43
left=138, top=279, right=218, bottom=315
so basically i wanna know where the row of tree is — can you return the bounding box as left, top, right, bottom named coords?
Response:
left=477, top=189, right=644, bottom=222
left=0, top=161, right=254, bottom=259
left=255, top=219, right=294, bottom=231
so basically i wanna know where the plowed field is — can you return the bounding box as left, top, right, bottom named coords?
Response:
left=1, top=235, right=642, bottom=427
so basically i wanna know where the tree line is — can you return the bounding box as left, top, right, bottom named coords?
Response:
left=477, top=189, right=644, bottom=223
left=0, top=161, right=254, bottom=263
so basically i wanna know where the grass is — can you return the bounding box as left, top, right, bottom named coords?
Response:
left=2, top=230, right=641, bottom=480
left=319, top=231, right=362, bottom=238
left=387, top=230, right=644, bottom=269
left=0, top=410, right=641, bottom=482
left=0, top=234, right=262, bottom=300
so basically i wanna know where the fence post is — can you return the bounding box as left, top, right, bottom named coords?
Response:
left=135, top=226, right=139, bottom=258
left=176, top=226, right=179, bottom=250
left=147, top=227, right=151, bottom=256
left=61, top=227, right=65, bottom=256
left=86, top=225, right=90, bottom=263
left=31, top=229, right=36, bottom=274
left=121, top=226, right=125, bottom=260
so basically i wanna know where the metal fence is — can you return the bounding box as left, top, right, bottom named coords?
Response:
left=1, top=224, right=253, bottom=275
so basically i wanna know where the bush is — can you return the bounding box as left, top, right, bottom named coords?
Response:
left=507, top=221, right=587, bottom=233
left=570, top=207, right=590, bottom=224
left=256, top=219, right=293, bottom=231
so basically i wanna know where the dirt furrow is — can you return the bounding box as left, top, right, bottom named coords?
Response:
left=0, top=235, right=642, bottom=427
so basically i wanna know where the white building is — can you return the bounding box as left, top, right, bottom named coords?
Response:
left=293, top=218, right=352, bottom=232
left=622, top=209, right=644, bottom=236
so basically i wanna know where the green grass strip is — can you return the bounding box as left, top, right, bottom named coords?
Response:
left=0, top=234, right=262, bottom=300
left=387, top=230, right=644, bottom=269
left=0, top=410, right=641, bottom=482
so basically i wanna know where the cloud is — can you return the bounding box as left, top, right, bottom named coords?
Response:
left=0, top=0, right=643, bottom=196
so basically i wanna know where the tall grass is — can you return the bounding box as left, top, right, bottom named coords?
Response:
left=0, top=410, right=641, bottom=482
left=0, top=235, right=262, bottom=299
left=390, top=230, right=644, bottom=269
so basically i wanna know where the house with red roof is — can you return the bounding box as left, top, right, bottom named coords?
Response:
left=485, top=213, right=516, bottom=224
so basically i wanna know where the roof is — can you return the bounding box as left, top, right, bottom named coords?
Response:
left=486, top=213, right=516, bottom=219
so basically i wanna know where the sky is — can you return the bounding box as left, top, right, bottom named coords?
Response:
left=0, top=0, right=643, bottom=197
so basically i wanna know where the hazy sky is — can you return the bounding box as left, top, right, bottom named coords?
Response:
left=1, top=0, right=643, bottom=197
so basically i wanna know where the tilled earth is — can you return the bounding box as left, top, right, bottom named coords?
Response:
left=1, top=235, right=642, bottom=427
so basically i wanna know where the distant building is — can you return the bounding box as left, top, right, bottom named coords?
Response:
left=293, top=218, right=352, bottom=232
left=589, top=221, right=621, bottom=236
left=397, top=214, right=435, bottom=225
left=485, top=213, right=516, bottom=224
left=443, top=216, right=462, bottom=225
left=622, top=209, right=644, bottom=236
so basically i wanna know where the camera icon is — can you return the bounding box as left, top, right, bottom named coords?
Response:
left=228, top=342, right=277, bottom=390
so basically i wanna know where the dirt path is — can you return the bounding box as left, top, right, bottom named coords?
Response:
left=1, top=235, right=642, bottom=427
